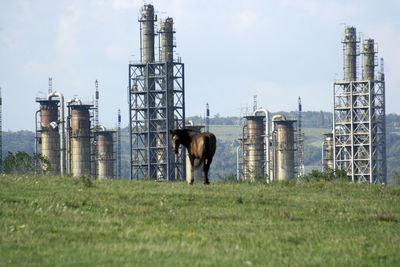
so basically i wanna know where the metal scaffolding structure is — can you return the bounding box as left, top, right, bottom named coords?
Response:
left=129, top=62, right=185, bottom=180
left=333, top=27, right=386, bottom=184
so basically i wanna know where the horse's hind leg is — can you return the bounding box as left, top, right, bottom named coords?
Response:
left=189, top=156, right=195, bottom=185
left=203, top=160, right=210, bottom=184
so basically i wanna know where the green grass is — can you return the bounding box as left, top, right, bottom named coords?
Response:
left=1, top=175, right=400, bottom=266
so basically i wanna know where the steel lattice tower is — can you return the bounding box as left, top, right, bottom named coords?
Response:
left=129, top=4, right=185, bottom=180
left=333, top=27, right=386, bottom=184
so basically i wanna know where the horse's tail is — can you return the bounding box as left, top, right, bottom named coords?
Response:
left=194, top=137, right=209, bottom=170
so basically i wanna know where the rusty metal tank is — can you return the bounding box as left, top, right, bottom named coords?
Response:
left=70, top=105, right=91, bottom=177
left=273, top=115, right=296, bottom=180
left=243, top=115, right=265, bottom=181
left=96, top=131, right=114, bottom=179
left=39, top=100, right=60, bottom=174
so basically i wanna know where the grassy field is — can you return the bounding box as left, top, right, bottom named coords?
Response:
left=1, top=175, right=400, bottom=266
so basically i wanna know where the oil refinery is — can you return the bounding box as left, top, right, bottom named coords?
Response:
left=30, top=5, right=387, bottom=184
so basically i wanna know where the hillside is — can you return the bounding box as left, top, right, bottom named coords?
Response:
left=1, top=175, right=399, bottom=266
left=3, top=111, right=400, bottom=183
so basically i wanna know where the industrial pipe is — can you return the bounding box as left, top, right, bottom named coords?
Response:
left=34, top=110, right=40, bottom=155
left=321, top=141, right=325, bottom=172
left=253, top=109, right=270, bottom=182
left=47, top=92, right=65, bottom=176
left=236, top=146, right=241, bottom=181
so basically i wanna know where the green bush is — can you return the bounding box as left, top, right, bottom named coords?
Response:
left=298, top=169, right=348, bottom=183
left=1, top=151, right=50, bottom=175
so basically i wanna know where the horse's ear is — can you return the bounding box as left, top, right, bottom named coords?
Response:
left=170, top=130, right=173, bottom=134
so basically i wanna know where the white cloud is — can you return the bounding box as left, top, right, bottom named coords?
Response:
left=229, top=8, right=263, bottom=38
left=112, top=0, right=142, bottom=10
left=54, top=3, right=83, bottom=57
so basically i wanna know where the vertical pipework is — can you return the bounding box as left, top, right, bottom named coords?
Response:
left=361, top=39, right=376, bottom=81
left=343, top=27, right=358, bottom=81
left=140, top=4, right=156, bottom=63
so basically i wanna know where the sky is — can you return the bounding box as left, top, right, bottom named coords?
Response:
left=0, top=0, right=399, bottom=131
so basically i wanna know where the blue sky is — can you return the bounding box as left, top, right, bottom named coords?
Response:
left=0, top=0, right=399, bottom=131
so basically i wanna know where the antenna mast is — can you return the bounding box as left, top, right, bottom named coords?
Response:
left=298, top=96, right=305, bottom=176
left=95, top=80, right=99, bottom=127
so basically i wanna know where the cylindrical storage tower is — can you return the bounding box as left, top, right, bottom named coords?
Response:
left=96, top=131, right=114, bottom=179
left=361, top=39, right=375, bottom=81
left=39, top=100, right=60, bottom=174
left=243, top=115, right=265, bottom=181
left=140, top=4, right=156, bottom=63
left=323, top=133, right=334, bottom=170
left=273, top=116, right=296, bottom=180
left=342, top=27, right=358, bottom=81
left=70, top=105, right=91, bottom=177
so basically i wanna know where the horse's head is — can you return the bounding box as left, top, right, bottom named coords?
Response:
left=170, top=130, right=181, bottom=154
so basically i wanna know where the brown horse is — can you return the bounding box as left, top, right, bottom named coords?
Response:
left=170, top=129, right=216, bottom=184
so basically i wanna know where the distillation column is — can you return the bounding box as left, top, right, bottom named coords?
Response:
left=361, top=39, right=375, bottom=81
left=157, top=17, right=175, bottom=179
left=343, top=27, right=358, bottom=82
left=141, top=4, right=156, bottom=178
